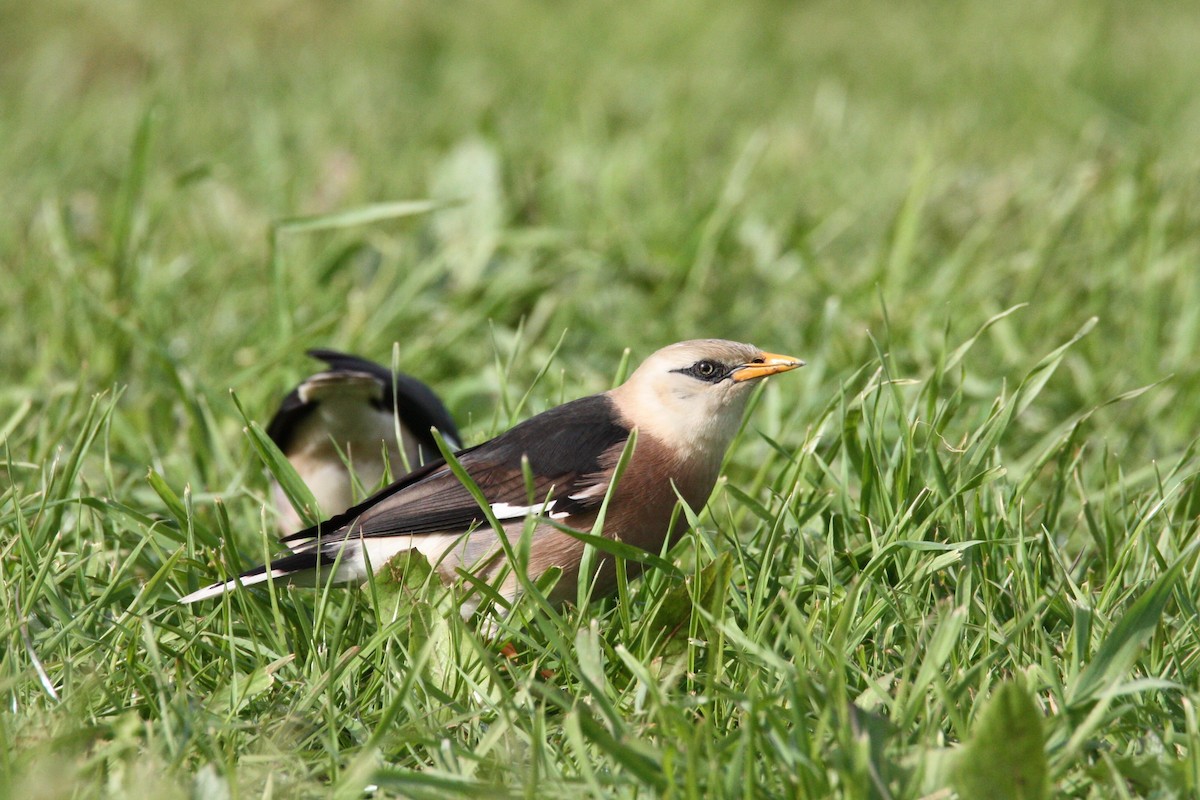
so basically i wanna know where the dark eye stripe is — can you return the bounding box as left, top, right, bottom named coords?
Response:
left=672, top=360, right=728, bottom=383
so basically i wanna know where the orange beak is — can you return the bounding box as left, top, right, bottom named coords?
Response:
left=730, top=352, right=806, bottom=382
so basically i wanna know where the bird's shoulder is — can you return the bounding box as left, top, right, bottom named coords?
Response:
left=477, top=393, right=628, bottom=473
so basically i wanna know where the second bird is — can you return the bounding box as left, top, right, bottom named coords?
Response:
left=265, top=349, right=462, bottom=533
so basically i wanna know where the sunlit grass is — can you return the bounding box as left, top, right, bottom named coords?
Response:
left=3, top=0, right=1200, bottom=797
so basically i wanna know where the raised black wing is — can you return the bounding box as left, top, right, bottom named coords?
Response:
left=264, top=350, right=388, bottom=450
left=303, top=349, right=393, bottom=385
left=265, top=349, right=461, bottom=453
left=305, top=348, right=462, bottom=451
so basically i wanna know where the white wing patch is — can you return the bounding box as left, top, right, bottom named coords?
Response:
left=489, top=501, right=569, bottom=520
left=567, top=480, right=610, bottom=503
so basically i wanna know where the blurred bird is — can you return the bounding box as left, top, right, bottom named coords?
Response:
left=265, top=348, right=462, bottom=533
left=182, top=340, right=803, bottom=606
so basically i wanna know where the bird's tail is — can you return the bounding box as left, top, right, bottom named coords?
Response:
left=178, top=549, right=330, bottom=604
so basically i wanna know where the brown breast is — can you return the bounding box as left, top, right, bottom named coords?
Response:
left=520, top=431, right=722, bottom=603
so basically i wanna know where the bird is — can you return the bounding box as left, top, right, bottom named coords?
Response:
left=181, top=339, right=803, bottom=607
left=264, top=348, right=462, bottom=533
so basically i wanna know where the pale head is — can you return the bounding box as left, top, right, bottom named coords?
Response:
left=609, top=339, right=804, bottom=461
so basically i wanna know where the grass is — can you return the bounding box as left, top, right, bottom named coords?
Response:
left=3, top=0, right=1200, bottom=796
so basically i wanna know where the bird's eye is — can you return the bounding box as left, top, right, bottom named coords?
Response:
left=672, top=359, right=726, bottom=382
left=695, top=360, right=719, bottom=378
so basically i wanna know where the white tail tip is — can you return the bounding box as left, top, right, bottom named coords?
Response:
left=178, top=568, right=286, bottom=604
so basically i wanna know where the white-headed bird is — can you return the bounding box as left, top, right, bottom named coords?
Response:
left=265, top=349, right=461, bottom=532
left=182, top=340, right=802, bottom=606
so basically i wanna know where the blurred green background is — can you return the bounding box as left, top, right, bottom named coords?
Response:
left=4, top=1, right=1198, bottom=454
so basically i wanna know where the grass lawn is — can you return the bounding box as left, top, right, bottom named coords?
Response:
left=3, top=0, right=1200, bottom=796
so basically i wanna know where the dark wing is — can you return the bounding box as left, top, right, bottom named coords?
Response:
left=280, top=394, right=629, bottom=545
left=388, top=373, right=462, bottom=450
left=305, top=349, right=392, bottom=384
left=307, top=348, right=462, bottom=451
